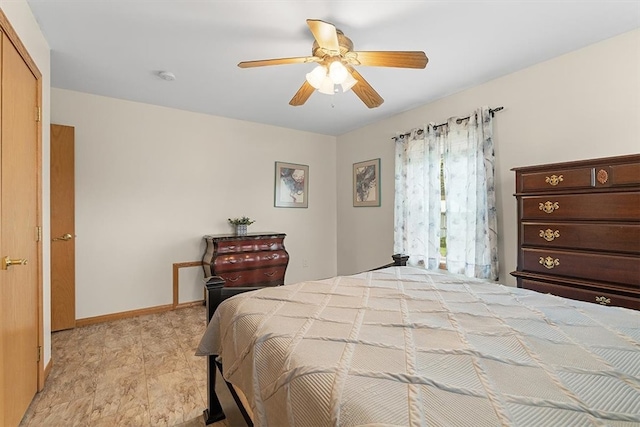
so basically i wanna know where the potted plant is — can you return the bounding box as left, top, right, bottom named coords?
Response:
left=228, top=216, right=255, bottom=236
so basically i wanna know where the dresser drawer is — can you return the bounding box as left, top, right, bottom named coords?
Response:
left=255, top=239, right=286, bottom=252
left=213, top=250, right=289, bottom=272
left=521, top=192, right=640, bottom=221
left=215, top=240, right=257, bottom=254
left=519, top=279, right=640, bottom=310
left=218, top=266, right=286, bottom=287
left=519, top=167, right=594, bottom=192
left=216, top=238, right=285, bottom=254
left=517, top=158, right=640, bottom=193
left=522, top=222, right=640, bottom=254
left=609, top=162, right=640, bottom=187
left=522, top=248, right=640, bottom=287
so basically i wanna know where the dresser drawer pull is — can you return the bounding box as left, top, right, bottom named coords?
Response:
left=595, top=296, right=611, bottom=305
left=539, top=201, right=560, bottom=214
left=545, top=175, right=563, bottom=186
left=264, top=271, right=277, bottom=277
left=225, top=275, right=241, bottom=282
left=539, top=256, right=560, bottom=269
left=539, top=229, right=560, bottom=242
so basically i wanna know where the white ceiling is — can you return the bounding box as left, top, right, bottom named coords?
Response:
left=26, top=1, right=640, bottom=136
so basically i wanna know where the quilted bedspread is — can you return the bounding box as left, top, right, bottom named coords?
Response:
left=197, top=267, right=640, bottom=426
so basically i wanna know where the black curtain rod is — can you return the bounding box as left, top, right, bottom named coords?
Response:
left=391, top=106, right=504, bottom=141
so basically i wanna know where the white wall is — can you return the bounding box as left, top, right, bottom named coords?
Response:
left=336, top=29, right=640, bottom=283
left=51, top=89, right=337, bottom=319
left=0, top=1, right=52, bottom=366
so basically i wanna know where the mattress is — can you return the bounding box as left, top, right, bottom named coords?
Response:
left=197, top=267, right=640, bottom=426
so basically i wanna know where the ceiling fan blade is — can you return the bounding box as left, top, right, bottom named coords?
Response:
left=347, top=66, right=384, bottom=108
left=306, top=19, right=340, bottom=54
left=238, top=56, right=316, bottom=68
left=351, top=51, right=428, bottom=69
left=289, top=81, right=315, bottom=106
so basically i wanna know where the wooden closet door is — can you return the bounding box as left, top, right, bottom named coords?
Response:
left=0, top=28, right=40, bottom=426
left=50, top=124, right=76, bottom=332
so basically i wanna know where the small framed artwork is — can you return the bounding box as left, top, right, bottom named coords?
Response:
left=353, top=158, right=381, bottom=207
left=275, top=161, right=309, bottom=208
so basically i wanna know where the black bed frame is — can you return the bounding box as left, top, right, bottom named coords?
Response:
left=202, top=254, right=409, bottom=426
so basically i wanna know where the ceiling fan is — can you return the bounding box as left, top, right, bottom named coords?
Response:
left=238, top=19, right=428, bottom=108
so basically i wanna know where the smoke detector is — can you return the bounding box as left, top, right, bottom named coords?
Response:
left=157, top=71, right=176, bottom=81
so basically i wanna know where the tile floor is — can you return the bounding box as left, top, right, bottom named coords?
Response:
left=19, top=305, right=246, bottom=427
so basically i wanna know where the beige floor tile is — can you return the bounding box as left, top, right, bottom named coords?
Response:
left=19, top=305, right=247, bottom=427
left=142, top=334, right=183, bottom=354
left=144, top=348, right=190, bottom=377
left=33, top=370, right=97, bottom=410
left=24, top=396, right=93, bottom=427
left=147, top=367, right=204, bottom=426
left=92, top=363, right=148, bottom=420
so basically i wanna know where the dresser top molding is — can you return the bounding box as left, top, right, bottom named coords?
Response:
left=511, top=153, right=640, bottom=172
left=203, top=232, right=286, bottom=240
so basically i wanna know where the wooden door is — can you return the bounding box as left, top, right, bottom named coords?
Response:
left=50, top=124, right=76, bottom=332
left=0, top=28, right=40, bottom=426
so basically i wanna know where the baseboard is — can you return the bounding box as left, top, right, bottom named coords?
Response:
left=43, top=358, right=53, bottom=383
left=75, top=301, right=205, bottom=327
left=76, top=304, right=174, bottom=327
left=175, top=300, right=205, bottom=310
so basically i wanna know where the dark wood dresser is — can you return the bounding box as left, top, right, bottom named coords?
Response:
left=511, top=154, right=640, bottom=310
left=202, top=233, right=289, bottom=288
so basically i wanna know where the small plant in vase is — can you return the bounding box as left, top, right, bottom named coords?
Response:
left=228, top=216, right=255, bottom=236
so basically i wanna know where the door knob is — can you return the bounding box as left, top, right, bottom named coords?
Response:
left=52, top=233, right=73, bottom=242
left=1, top=256, right=28, bottom=270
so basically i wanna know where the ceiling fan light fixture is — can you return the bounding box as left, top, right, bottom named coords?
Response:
left=328, top=60, right=348, bottom=85
left=340, top=73, right=358, bottom=92
left=305, top=65, right=327, bottom=89
left=318, top=76, right=336, bottom=95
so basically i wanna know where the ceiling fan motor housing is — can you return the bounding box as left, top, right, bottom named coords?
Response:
left=312, top=29, right=353, bottom=58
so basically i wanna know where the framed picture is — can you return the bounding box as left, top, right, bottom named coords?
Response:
left=275, top=161, right=309, bottom=208
left=353, top=158, right=381, bottom=207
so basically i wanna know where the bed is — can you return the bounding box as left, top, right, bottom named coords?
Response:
left=196, top=264, right=640, bottom=426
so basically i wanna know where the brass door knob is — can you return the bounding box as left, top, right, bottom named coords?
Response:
left=52, top=233, right=73, bottom=242
left=1, top=256, right=28, bottom=270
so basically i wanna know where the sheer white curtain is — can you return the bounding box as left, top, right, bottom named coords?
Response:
left=393, top=106, right=498, bottom=280
left=393, top=126, right=442, bottom=269
left=443, top=107, right=498, bottom=280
